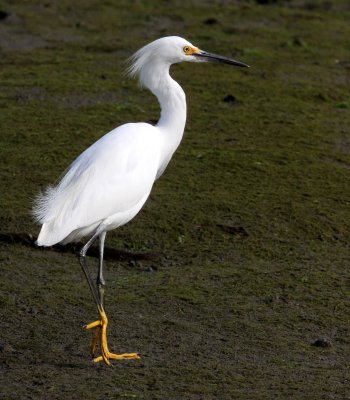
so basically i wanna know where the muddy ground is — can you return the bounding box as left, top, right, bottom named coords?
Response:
left=0, top=1, right=349, bottom=399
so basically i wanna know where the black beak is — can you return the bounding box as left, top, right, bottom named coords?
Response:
left=193, top=50, right=249, bottom=68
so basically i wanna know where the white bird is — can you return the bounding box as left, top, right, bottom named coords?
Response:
left=33, top=36, right=248, bottom=365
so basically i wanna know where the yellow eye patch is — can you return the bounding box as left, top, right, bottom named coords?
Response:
left=183, top=46, right=199, bottom=55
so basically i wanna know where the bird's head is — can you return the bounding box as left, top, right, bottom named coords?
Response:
left=128, top=36, right=249, bottom=81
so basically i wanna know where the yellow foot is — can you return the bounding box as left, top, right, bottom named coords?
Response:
left=84, top=306, right=140, bottom=365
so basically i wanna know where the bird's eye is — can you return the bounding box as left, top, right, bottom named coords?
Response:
left=183, top=46, right=191, bottom=55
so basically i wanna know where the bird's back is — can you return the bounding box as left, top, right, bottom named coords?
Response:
left=34, top=122, right=161, bottom=246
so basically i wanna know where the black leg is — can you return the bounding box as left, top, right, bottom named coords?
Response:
left=79, top=232, right=100, bottom=308
left=80, top=230, right=140, bottom=364
left=97, top=232, right=107, bottom=309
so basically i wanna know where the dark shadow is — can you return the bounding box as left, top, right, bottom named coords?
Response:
left=0, top=232, right=159, bottom=262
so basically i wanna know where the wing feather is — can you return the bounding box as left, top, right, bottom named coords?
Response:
left=34, top=123, right=161, bottom=245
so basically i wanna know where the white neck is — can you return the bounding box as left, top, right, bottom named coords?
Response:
left=140, top=61, right=187, bottom=176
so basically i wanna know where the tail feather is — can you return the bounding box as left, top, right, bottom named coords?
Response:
left=32, top=185, right=55, bottom=224
left=33, top=185, right=78, bottom=246
left=36, top=221, right=71, bottom=247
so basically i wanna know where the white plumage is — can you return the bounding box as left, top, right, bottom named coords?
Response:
left=34, top=37, right=192, bottom=247
left=33, top=36, right=248, bottom=365
left=34, top=123, right=161, bottom=245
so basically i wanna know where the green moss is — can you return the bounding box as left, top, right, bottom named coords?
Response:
left=1, top=0, right=350, bottom=399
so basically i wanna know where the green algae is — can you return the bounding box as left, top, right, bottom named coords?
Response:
left=0, top=1, right=350, bottom=399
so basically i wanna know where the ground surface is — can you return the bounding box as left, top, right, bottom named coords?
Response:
left=0, top=1, right=349, bottom=399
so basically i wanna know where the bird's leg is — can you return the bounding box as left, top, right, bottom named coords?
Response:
left=97, top=231, right=106, bottom=309
left=89, top=232, right=106, bottom=356
left=82, top=232, right=140, bottom=365
left=79, top=232, right=101, bottom=310
left=79, top=232, right=102, bottom=356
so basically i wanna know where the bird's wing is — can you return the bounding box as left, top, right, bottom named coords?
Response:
left=35, top=123, right=161, bottom=244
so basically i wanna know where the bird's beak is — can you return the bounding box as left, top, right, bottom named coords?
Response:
left=193, top=50, right=249, bottom=68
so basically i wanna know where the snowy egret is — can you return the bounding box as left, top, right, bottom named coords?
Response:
left=33, top=36, right=249, bottom=365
